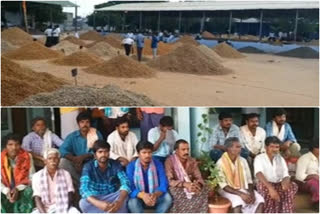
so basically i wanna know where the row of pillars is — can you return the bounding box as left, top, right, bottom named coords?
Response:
left=101, top=9, right=300, bottom=41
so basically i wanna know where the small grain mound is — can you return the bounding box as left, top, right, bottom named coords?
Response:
left=18, top=85, right=155, bottom=106
left=147, top=44, right=232, bottom=75
left=275, top=47, right=319, bottom=59
left=143, top=39, right=176, bottom=56
left=52, top=51, right=103, bottom=66
left=176, top=35, right=199, bottom=46
left=1, top=27, right=33, bottom=46
left=63, top=36, right=87, bottom=47
left=1, top=56, right=66, bottom=106
left=85, top=55, right=156, bottom=78
left=79, top=31, right=104, bottom=41
left=198, top=45, right=223, bottom=62
left=131, top=54, right=150, bottom=62
left=4, top=41, right=63, bottom=60
left=86, top=36, right=123, bottom=49
left=202, top=31, right=216, bottom=39
left=51, top=40, right=84, bottom=55
left=87, top=41, right=119, bottom=57
left=238, top=46, right=265, bottom=54
left=213, top=42, right=245, bottom=58
left=1, top=40, right=18, bottom=53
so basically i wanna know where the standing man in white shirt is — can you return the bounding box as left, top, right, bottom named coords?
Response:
left=52, top=25, right=61, bottom=46
left=148, top=116, right=179, bottom=164
left=295, top=139, right=319, bottom=209
left=240, top=113, right=266, bottom=161
left=254, top=136, right=298, bottom=213
left=107, top=117, right=138, bottom=166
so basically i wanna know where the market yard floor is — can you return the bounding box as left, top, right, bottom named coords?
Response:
left=15, top=53, right=318, bottom=106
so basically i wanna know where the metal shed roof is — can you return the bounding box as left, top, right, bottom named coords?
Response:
left=28, top=1, right=78, bottom=7
left=95, top=1, right=319, bottom=12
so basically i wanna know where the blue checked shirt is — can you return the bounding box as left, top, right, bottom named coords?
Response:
left=80, top=159, right=131, bottom=199
left=209, top=124, right=241, bottom=147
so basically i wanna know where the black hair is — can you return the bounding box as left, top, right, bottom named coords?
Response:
left=265, top=136, right=282, bottom=146
left=272, top=108, right=287, bottom=118
left=3, top=133, right=22, bottom=146
left=219, top=112, right=232, bottom=120
left=92, top=140, right=110, bottom=153
left=246, top=113, right=260, bottom=121
left=159, top=116, right=173, bottom=127
left=76, top=111, right=91, bottom=123
left=309, top=137, right=319, bottom=151
left=31, top=117, right=47, bottom=127
left=115, top=117, right=129, bottom=127
left=136, top=140, right=154, bottom=153
left=174, top=139, right=188, bottom=150
left=224, top=137, right=240, bottom=148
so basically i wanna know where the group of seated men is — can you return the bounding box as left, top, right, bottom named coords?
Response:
left=1, top=109, right=318, bottom=213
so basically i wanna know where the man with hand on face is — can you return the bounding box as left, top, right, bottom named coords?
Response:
left=165, top=139, right=209, bottom=213
left=126, top=141, right=172, bottom=213
left=148, top=116, right=179, bottom=164
left=209, top=112, right=249, bottom=162
left=79, top=140, right=130, bottom=213
left=59, top=111, right=103, bottom=187
left=1, top=133, right=35, bottom=213
left=265, top=108, right=301, bottom=160
left=22, top=117, right=63, bottom=170
left=254, top=136, right=298, bottom=213
left=32, top=148, right=80, bottom=213
left=216, top=137, right=264, bottom=213
left=107, top=117, right=138, bottom=166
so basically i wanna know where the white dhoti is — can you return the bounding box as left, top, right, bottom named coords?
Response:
left=218, top=189, right=264, bottom=213
left=32, top=206, right=80, bottom=213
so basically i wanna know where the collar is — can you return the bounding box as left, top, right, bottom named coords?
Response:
left=94, top=159, right=111, bottom=168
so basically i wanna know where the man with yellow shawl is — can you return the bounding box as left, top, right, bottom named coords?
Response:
left=1, top=133, right=35, bottom=213
left=216, top=137, right=264, bottom=213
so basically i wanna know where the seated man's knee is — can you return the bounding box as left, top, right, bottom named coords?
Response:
left=210, top=149, right=223, bottom=162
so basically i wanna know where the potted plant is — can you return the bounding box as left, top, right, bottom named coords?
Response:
left=196, top=112, right=231, bottom=213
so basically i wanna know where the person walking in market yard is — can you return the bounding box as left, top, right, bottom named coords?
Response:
left=136, top=31, right=145, bottom=62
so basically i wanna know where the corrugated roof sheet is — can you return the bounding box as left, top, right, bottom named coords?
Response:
left=27, top=1, right=78, bottom=7
left=96, top=1, right=319, bottom=11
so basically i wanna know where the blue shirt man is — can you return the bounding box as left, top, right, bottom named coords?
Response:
left=79, top=140, right=130, bottom=213
left=126, top=141, right=172, bottom=213
left=59, top=111, right=103, bottom=187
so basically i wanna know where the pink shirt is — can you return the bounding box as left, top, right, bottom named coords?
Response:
left=140, top=108, right=164, bottom=114
left=32, top=169, right=74, bottom=211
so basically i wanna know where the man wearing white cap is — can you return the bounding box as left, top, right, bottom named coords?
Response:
left=31, top=148, right=80, bottom=213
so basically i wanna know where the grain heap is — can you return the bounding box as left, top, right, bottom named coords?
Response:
left=63, top=36, right=87, bottom=47
left=238, top=46, right=265, bottom=54
left=143, top=39, right=175, bottom=56
left=198, top=45, right=224, bottom=62
left=86, top=36, right=123, bottom=49
left=85, top=55, right=156, bottom=78
left=213, top=42, right=245, bottom=58
left=52, top=51, right=103, bottom=66
left=51, top=40, right=84, bottom=55
left=147, top=44, right=232, bottom=75
left=18, top=85, right=155, bottom=106
left=275, top=47, right=319, bottom=59
left=202, top=31, right=216, bottom=39
left=4, top=42, right=63, bottom=60
left=2, top=56, right=66, bottom=106
left=1, top=27, right=33, bottom=46
left=1, top=40, right=18, bottom=53
left=86, top=41, right=119, bottom=57
left=175, top=35, right=199, bottom=46
left=79, top=31, right=104, bottom=41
